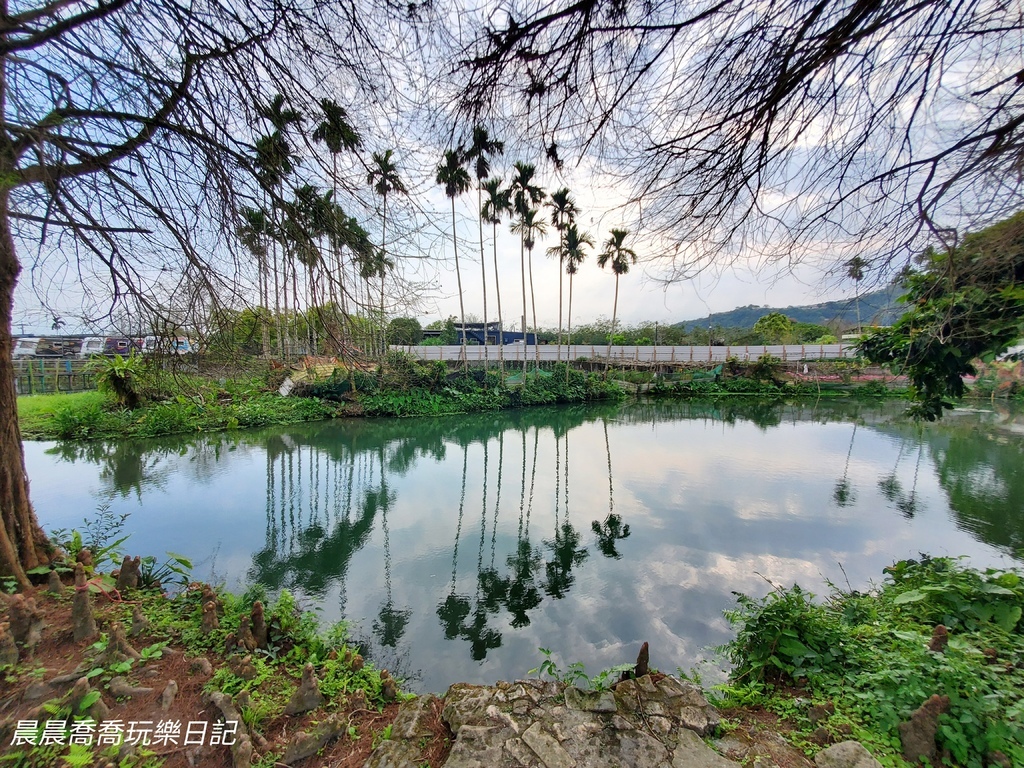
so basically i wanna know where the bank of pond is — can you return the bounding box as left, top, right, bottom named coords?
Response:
left=17, top=355, right=909, bottom=442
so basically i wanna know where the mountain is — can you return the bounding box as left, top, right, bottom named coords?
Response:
left=672, top=288, right=903, bottom=331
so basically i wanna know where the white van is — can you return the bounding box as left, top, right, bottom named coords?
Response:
left=13, top=337, right=40, bottom=358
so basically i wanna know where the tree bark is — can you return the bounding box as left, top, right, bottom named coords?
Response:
left=0, top=190, right=51, bottom=587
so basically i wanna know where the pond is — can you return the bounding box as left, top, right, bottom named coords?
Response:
left=23, top=399, right=1024, bottom=693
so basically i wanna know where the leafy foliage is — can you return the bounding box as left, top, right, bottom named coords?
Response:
left=91, top=354, right=149, bottom=409
left=721, top=557, right=1024, bottom=766
left=860, top=211, right=1024, bottom=420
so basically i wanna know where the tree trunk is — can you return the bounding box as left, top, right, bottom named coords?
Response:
left=605, top=275, right=619, bottom=372
left=557, top=250, right=563, bottom=362
left=528, top=245, right=539, bottom=372
left=452, top=198, right=468, bottom=371
left=0, top=192, right=51, bottom=587
left=566, top=271, right=574, bottom=383
left=493, top=223, right=504, bottom=375
left=478, top=186, right=489, bottom=372
left=520, top=234, right=527, bottom=372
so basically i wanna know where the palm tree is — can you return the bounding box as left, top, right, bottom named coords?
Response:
left=597, top=228, right=639, bottom=370
left=256, top=95, right=303, bottom=356
left=846, top=256, right=867, bottom=336
left=510, top=208, right=547, bottom=371
left=367, top=150, right=407, bottom=355
left=481, top=177, right=512, bottom=373
left=546, top=188, right=581, bottom=361
left=312, top=99, right=361, bottom=353
left=238, top=207, right=273, bottom=356
left=560, top=224, right=594, bottom=368
left=464, top=126, right=505, bottom=369
left=436, top=149, right=472, bottom=370
left=509, top=163, right=545, bottom=352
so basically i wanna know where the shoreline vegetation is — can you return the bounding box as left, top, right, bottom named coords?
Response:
left=13, top=352, right=930, bottom=443
left=2, top=532, right=1021, bottom=767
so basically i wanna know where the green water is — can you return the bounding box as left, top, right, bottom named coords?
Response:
left=24, top=399, right=1024, bottom=692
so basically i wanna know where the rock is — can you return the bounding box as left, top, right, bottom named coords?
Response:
left=565, top=686, right=617, bottom=713
left=672, top=728, right=741, bottom=768
left=201, top=601, right=219, bottom=634
left=430, top=675, right=737, bottom=768
left=898, top=695, right=950, bottom=765
left=115, top=555, right=141, bottom=591
left=808, top=702, right=835, bottom=725
left=47, top=569, right=64, bottom=595
left=0, top=622, right=19, bottom=665
left=814, top=741, right=883, bottom=768
left=928, top=625, right=948, bottom=653
left=77, top=549, right=93, bottom=568
left=129, top=605, right=151, bottom=637
left=160, top=680, right=178, bottom=711
left=521, top=721, right=575, bottom=768
left=8, top=594, right=44, bottom=649
left=190, top=656, right=214, bottom=676
left=108, top=676, right=154, bottom=699
left=284, top=662, right=324, bottom=715
left=810, top=727, right=832, bottom=746
left=71, top=563, right=97, bottom=642
left=250, top=601, right=268, bottom=650
left=281, top=714, right=347, bottom=764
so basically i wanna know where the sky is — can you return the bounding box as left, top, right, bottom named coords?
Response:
left=11, top=156, right=861, bottom=336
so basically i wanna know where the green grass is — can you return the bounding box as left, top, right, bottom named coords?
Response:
left=17, top=391, right=110, bottom=438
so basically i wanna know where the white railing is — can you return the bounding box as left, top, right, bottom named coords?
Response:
left=390, top=344, right=855, bottom=362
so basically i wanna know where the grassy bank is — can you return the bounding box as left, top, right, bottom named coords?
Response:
left=2, top=557, right=440, bottom=767
left=16, top=356, right=627, bottom=441
left=715, top=556, right=1024, bottom=767
left=17, top=351, right=924, bottom=442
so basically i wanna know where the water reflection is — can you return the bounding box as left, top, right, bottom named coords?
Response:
left=28, top=399, right=1024, bottom=692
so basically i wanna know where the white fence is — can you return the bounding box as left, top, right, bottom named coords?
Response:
left=390, top=344, right=856, bottom=363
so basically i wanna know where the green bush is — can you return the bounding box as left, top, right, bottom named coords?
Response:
left=720, top=557, right=1024, bottom=767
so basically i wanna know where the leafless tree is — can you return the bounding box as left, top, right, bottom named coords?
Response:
left=0, top=0, right=420, bottom=584
left=454, top=0, right=1024, bottom=279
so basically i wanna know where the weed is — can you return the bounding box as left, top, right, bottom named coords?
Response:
left=719, top=557, right=1024, bottom=767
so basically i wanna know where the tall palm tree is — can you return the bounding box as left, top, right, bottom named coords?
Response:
left=546, top=188, right=580, bottom=361
left=254, top=95, right=303, bottom=356
left=464, top=126, right=505, bottom=369
left=509, top=163, right=545, bottom=351
left=597, top=228, right=639, bottom=370
left=481, top=177, right=512, bottom=373
left=560, top=224, right=594, bottom=362
left=510, top=208, right=547, bottom=371
left=436, top=149, right=472, bottom=370
left=237, top=207, right=272, bottom=356
left=846, top=256, right=867, bottom=336
left=368, top=150, right=407, bottom=355
left=312, top=99, right=361, bottom=353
